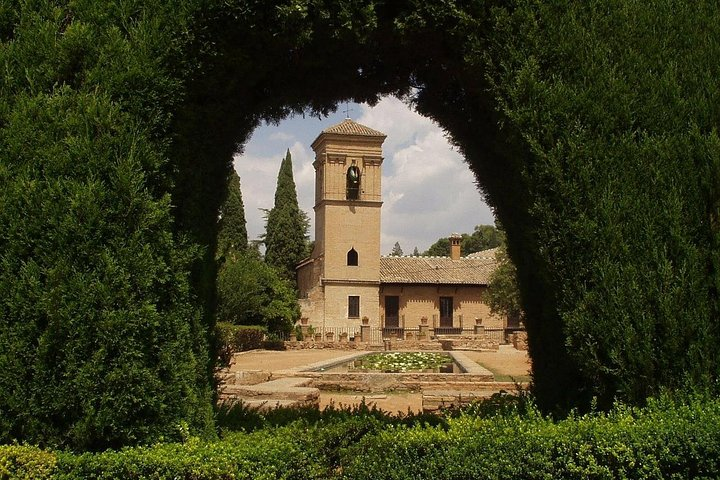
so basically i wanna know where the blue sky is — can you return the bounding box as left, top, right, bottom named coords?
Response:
left=233, top=97, right=495, bottom=255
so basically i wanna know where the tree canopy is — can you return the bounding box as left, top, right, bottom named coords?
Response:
left=486, top=246, right=523, bottom=326
left=264, top=150, right=309, bottom=283
left=424, top=225, right=503, bottom=257
left=390, top=242, right=404, bottom=256
left=216, top=252, right=298, bottom=335
left=216, top=170, right=248, bottom=260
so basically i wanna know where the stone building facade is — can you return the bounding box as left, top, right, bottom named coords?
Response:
left=296, top=119, right=503, bottom=332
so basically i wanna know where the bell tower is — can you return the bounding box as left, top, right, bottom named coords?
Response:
left=302, top=118, right=386, bottom=327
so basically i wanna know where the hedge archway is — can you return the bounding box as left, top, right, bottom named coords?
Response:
left=2, top=0, right=719, bottom=448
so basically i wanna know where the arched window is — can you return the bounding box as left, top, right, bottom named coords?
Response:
left=347, top=247, right=358, bottom=266
left=346, top=165, right=361, bottom=200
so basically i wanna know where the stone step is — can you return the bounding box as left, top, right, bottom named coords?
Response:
left=422, top=389, right=495, bottom=412
left=217, top=370, right=271, bottom=386
left=232, top=399, right=306, bottom=411
left=220, top=377, right=319, bottom=403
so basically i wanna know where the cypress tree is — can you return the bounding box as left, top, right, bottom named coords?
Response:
left=216, top=170, right=248, bottom=260
left=264, top=150, right=308, bottom=283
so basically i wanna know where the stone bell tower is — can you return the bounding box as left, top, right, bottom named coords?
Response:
left=297, top=118, right=386, bottom=328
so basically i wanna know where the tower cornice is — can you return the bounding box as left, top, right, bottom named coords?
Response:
left=314, top=199, right=383, bottom=210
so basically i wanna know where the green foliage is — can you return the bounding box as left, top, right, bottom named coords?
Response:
left=424, top=225, right=503, bottom=256
left=389, top=241, right=404, bottom=256
left=6, top=395, right=720, bottom=479
left=216, top=253, right=298, bottom=334
left=463, top=224, right=504, bottom=254
left=3, top=0, right=720, bottom=446
left=424, top=237, right=450, bottom=256
left=343, top=395, right=720, bottom=480
left=486, top=246, right=523, bottom=324
left=215, top=323, right=266, bottom=365
left=0, top=0, right=216, bottom=449
left=480, top=0, right=720, bottom=408
left=216, top=170, right=248, bottom=260
left=52, top=427, right=328, bottom=480
left=0, top=445, right=56, bottom=479
left=0, top=89, right=214, bottom=449
left=262, top=333, right=287, bottom=351
left=264, top=150, right=309, bottom=283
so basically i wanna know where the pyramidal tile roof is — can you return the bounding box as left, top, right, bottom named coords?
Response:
left=379, top=251, right=498, bottom=285
left=322, top=118, right=386, bottom=138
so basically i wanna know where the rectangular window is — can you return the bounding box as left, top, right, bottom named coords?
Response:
left=348, top=295, right=360, bottom=318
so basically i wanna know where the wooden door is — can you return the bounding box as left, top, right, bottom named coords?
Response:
left=385, top=296, right=399, bottom=327
left=439, top=297, right=453, bottom=327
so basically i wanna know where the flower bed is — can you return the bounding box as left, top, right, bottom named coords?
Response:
left=350, top=352, right=454, bottom=373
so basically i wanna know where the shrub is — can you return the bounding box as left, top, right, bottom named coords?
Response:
left=0, top=445, right=56, bottom=479
left=262, top=333, right=286, bottom=351
left=0, top=89, right=214, bottom=450
left=2, top=395, right=719, bottom=479
left=341, top=394, right=720, bottom=479
left=216, top=253, right=298, bottom=335
left=216, top=323, right=266, bottom=364
left=53, top=426, right=329, bottom=480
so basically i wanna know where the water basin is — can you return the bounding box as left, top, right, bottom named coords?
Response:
left=313, top=352, right=465, bottom=374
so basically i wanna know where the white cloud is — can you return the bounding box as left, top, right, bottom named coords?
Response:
left=236, top=96, right=494, bottom=254
left=234, top=141, right=316, bottom=245
left=269, top=131, right=296, bottom=142
left=355, top=97, right=493, bottom=253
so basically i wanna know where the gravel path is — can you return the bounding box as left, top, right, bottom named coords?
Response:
left=230, top=349, right=354, bottom=372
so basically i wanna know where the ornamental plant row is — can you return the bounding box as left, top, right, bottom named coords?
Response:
left=1, top=395, right=719, bottom=479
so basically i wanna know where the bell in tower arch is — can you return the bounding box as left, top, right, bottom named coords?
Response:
left=346, top=164, right=361, bottom=200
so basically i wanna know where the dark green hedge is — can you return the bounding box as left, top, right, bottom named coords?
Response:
left=2, top=396, right=719, bottom=479
left=343, top=396, right=720, bottom=479
left=0, top=0, right=215, bottom=449
left=3, top=0, right=720, bottom=450
left=477, top=0, right=720, bottom=409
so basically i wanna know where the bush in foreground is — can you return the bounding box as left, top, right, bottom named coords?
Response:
left=1, top=395, right=718, bottom=479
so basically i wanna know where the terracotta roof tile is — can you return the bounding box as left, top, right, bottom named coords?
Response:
left=322, top=119, right=386, bottom=137
left=380, top=252, right=497, bottom=285
left=465, top=247, right=500, bottom=259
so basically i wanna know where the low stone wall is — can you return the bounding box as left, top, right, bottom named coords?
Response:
left=283, top=340, right=443, bottom=351
left=423, top=383, right=525, bottom=412
left=217, top=370, right=271, bottom=386
left=274, top=371, right=495, bottom=393
left=285, top=332, right=502, bottom=351
left=437, top=336, right=499, bottom=351
left=283, top=341, right=383, bottom=351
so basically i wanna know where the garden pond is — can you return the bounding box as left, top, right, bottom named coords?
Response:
left=313, top=352, right=464, bottom=373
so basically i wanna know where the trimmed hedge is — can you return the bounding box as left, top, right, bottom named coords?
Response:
left=2, top=396, right=719, bottom=479
left=4, top=0, right=720, bottom=446
left=343, top=396, right=720, bottom=479
left=0, top=445, right=56, bottom=479
left=216, top=323, right=266, bottom=365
